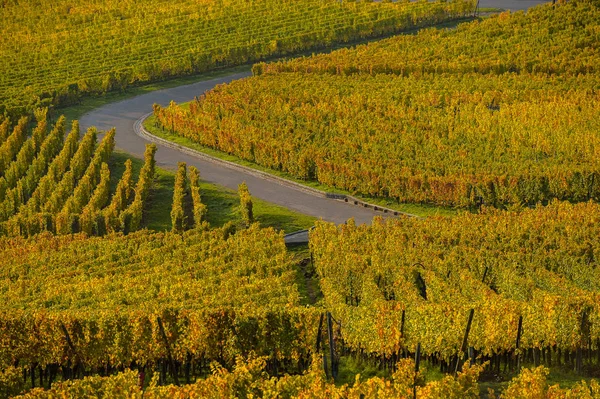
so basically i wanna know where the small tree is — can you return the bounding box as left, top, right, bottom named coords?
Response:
left=189, top=166, right=207, bottom=228
left=238, top=181, right=253, bottom=227
left=171, top=162, right=188, bottom=232
left=121, top=143, right=157, bottom=233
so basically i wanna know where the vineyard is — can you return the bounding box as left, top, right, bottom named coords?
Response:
left=1, top=356, right=487, bottom=398
left=0, top=0, right=475, bottom=119
left=0, top=112, right=157, bottom=237
left=0, top=226, right=319, bottom=391
left=1, top=200, right=599, bottom=396
left=3, top=0, right=600, bottom=397
left=309, top=201, right=600, bottom=372
left=157, top=0, right=600, bottom=208
left=5, top=358, right=600, bottom=398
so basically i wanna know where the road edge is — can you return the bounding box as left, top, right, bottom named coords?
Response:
left=134, top=113, right=419, bottom=219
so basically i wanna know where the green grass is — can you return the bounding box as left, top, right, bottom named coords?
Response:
left=108, top=151, right=316, bottom=234
left=336, top=356, right=391, bottom=386
left=287, top=243, right=323, bottom=306
left=144, top=115, right=458, bottom=218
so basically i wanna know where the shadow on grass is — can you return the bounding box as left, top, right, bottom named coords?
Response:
left=108, top=151, right=316, bottom=233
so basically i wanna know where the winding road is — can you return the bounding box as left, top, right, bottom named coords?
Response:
left=80, top=72, right=393, bottom=225
left=80, top=0, right=547, bottom=226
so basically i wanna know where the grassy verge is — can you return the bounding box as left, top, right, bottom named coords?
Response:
left=108, top=151, right=316, bottom=234
left=287, top=243, right=323, bottom=306
left=144, top=115, right=458, bottom=218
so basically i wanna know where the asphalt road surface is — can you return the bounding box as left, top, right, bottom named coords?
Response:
left=480, top=0, right=548, bottom=11
left=80, top=1, right=548, bottom=226
left=80, top=72, right=394, bottom=225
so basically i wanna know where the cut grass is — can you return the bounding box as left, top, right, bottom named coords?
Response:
left=109, top=151, right=316, bottom=234
left=144, top=115, right=458, bottom=218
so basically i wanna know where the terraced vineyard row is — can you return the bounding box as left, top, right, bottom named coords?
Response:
left=0, top=226, right=318, bottom=389
left=256, top=0, right=600, bottom=77
left=155, top=72, right=600, bottom=208
left=0, top=0, right=475, bottom=118
left=309, top=201, right=600, bottom=364
left=5, top=358, right=486, bottom=398
left=0, top=112, right=156, bottom=237
left=7, top=356, right=600, bottom=398
left=158, top=0, right=600, bottom=208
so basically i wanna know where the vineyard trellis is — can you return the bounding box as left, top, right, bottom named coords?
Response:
left=0, top=0, right=475, bottom=119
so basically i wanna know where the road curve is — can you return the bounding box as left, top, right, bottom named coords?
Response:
left=80, top=72, right=394, bottom=225
left=479, top=0, right=547, bottom=11
left=80, top=0, right=548, bottom=226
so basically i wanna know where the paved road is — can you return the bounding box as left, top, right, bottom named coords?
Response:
left=80, top=72, right=392, bottom=225
left=80, top=1, right=547, bottom=226
left=479, top=0, right=547, bottom=11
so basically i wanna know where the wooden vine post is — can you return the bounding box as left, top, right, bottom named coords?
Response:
left=327, top=312, right=337, bottom=379
left=157, top=316, right=180, bottom=386
left=454, top=309, right=474, bottom=375
left=414, top=343, right=421, bottom=399
left=60, top=322, right=80, bottom=380
left=515, top=315, right=523, bottom=371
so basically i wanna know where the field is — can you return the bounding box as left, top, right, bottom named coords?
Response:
left=0, top=113, right=157, bottom=237
left=2, top=0, right=600, bottom=398
left=311, top=201, right=600, bottom=362
left=157, top=0, right=600, bottom=208
left=0, top=0, right=474, bottom=119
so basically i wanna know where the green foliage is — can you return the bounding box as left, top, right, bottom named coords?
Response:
left=69, top=127, right=97, bottom=181
left=121, top=144, right=157, bottom=233
left=0, top=226, right=313, bottom=370
left=80, top=163, right=111, bottom=236
left=0, top=0, right=474, bottom=118
left=260, top=0, right=600, bottom=78
left=31, top=108, right=48, bottom=152
left=104, top=159, right=134, bottom=233
left=492, top=366, right=600, bottom=398
left=310, top=201, right=600, bottom=358
left=0, top=117, right=67, bottom=222
left=0, top=139, right=35, bottom=199
left=10, top=357, right=489, bottom=399
left=189, top=165, right=207, bottom=229
left=25, top=119, right=75, bottom=214
left=0, top=117, right=9, bottom=144
left=0, top=117, right=28, bottom=173
left=160, top=0, right=600, bottom=208
left=0, top=366, right=25, bottom=399
left=0, top=112, right=147, bottom=237
left=238, top=181, right=254, bottom=227
left=171, top=162, right=189, bottom=232
left=56, top=128, right=116, bottom=235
